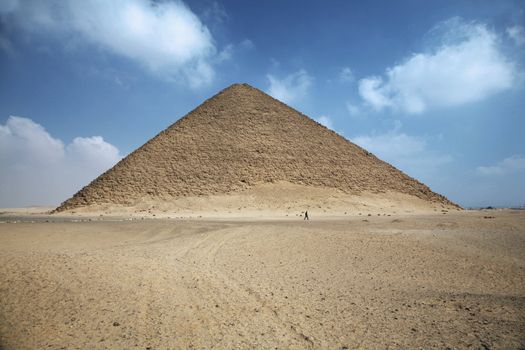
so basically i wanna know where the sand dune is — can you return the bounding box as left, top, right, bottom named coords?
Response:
left=1, top=210, right=523, bottom=349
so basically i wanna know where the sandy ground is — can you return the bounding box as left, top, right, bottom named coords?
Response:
left=0, top=210, right=524, bottom=349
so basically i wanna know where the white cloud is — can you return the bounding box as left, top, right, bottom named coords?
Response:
left=201, top=1, right=228, bottom=25
left=346, top=102, right=361, bottom=117
left=216, top=44, right=234, bottom=63
left=339, top=67, right=354, bottom=82
left=358, top=76, right=393, bottom=111
left=0, top=116, right=121, bottom=207
left=358, top=18, right=517, bottom=114
left=507, top=26, right=525, bottom=47
left=266, top=69, right=313, bottom=105
left=352, top=121, right=452, bottom=178
left=239, top=39, right=255, bottom=51
left=315, top=115, right=333, bottom=130
left=1, top=0, right=220, bottom=88
left=353, top=121, right=425, bottom=158
left=476, top=155, right=525, bottom=176
left=67, top=136, right=120, bottom=165
left=215, top=38, right=255, bottom=63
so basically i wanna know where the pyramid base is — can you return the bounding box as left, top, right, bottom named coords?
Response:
left=55, top=181, right=461, bottom=218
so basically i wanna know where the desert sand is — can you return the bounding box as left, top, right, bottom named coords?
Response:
left=1, top=209, right=524, bottom=349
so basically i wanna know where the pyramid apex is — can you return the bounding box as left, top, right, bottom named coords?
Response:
left=215, top=83, right=261, bottom=98
left=225, top=83, right=255, bottom=90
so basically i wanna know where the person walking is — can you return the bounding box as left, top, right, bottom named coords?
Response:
left=304, top=210, right=309, bottom=220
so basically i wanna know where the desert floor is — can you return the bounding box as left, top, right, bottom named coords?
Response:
left=0, top=210, right=524, bottom=349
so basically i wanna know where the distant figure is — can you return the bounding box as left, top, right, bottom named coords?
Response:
left=304, top=211, right=309, bottom=220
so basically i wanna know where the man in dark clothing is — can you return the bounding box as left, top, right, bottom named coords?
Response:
left=304, top=211, right=309, bottom=220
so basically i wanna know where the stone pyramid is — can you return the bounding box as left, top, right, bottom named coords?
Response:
left=55, top=83, right=458, bottom=212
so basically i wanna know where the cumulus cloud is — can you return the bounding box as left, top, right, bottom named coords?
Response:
left=315, top=115, right=334, bottom=130
left=0, top=116, right=121, bottom=207
left=352, top=121, right=452, bottom=178
left=266, top=69, right=313, bottom=105
left=358, top=18, right=517, bottom=114
left=358, top=77, right=393, bottom=110
left=507, top=25, right=525, bottom=47
left=0, top=0, right=220, bottom=88
left=476, top=155, right=525, bottom=176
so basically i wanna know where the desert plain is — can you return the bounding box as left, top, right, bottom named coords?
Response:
left=0, top=209, right=524, bottom=349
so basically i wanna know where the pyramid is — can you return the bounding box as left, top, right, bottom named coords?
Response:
left=54, top=83, right=459, bottom=213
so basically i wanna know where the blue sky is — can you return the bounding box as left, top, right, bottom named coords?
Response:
left=1, top=0, right=524, bottom=208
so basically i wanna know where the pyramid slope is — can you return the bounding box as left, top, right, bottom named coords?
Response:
left=55, top=83, right=458, bottom=212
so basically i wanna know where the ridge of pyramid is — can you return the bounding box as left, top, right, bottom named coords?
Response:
left=54, top=83, right=460, bottom=212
